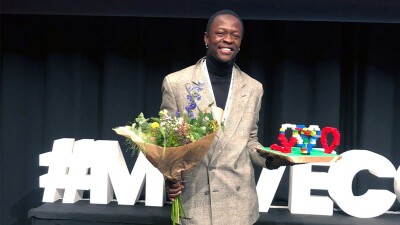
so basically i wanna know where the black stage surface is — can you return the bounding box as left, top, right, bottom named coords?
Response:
left=28, top=200, right=399, bottom=225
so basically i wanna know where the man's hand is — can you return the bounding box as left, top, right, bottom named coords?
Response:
left=265, top=155, right=296, bottom=169
left=166, top=180, right=185, bottom=202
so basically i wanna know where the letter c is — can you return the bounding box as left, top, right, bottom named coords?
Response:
left=328, top=150, right=397, bottom=218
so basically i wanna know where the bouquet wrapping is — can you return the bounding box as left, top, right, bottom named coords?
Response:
left=114, top=105, right=222, bottom=225
left=113, top=126, right=217, bottom=183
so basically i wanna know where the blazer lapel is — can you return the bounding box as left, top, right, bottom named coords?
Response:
left=187, top=58, right=215, bottom=114
left=209, top=67, right=251, bottom=165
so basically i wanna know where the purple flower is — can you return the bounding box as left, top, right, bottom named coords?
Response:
left=175, top=111, right=181, bottom=117
left=183, top=82, right=205, bottom=119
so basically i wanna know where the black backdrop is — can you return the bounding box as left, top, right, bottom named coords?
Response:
left=1, top=2, right=400, bottom=225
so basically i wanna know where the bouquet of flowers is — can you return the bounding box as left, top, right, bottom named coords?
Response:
left=113, top=83, right=222, bottom=225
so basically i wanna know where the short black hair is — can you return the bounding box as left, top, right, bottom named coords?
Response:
left=206, top=9, right=244, bottom=34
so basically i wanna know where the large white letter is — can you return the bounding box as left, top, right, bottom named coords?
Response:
left=288, top=163, right=333, bottom=216
left=91, top=140, right=165, bottom=206
left=328, top=150, right=397, bottom=218
left=394, top=166, right=400, bottom=203
left=257, top=167, right=286, bottom=212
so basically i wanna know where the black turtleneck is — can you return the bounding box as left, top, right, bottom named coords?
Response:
left=206, top=55, right=234, bottom=110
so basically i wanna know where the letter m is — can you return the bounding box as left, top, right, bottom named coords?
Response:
left=90, top=140, right=165, bottom=206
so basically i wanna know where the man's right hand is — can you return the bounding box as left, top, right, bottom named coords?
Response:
left=166, top=180, right=185, bottom=202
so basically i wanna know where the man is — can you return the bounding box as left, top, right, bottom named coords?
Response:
left=161, top=10, right=282, bottom=225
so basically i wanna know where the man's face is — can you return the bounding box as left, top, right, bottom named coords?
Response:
left=204, top=14, right=243, bottom=63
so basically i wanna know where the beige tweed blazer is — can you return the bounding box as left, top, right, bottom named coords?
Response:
left=160, top=57, right=267, bottom=225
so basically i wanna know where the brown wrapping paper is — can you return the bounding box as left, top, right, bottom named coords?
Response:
left=114, top=126, right=217, bottom=182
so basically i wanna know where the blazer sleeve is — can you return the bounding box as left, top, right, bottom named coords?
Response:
left=246, top=83, right=281, bottom=169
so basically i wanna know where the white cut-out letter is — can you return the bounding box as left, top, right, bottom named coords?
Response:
left=328, top=150, right=396, bottom=218
left=289, top=163, right=334, bottom=216
left=91, top=140, right=165, bottom=206
left=395, top=166, right=400, bottom=203
left=257, top=166, right=286, bottom=212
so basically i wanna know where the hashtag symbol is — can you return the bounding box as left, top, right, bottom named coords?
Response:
left=39, top=138, right=75, bottom=202
left=39, top=139, right=93, bottom=203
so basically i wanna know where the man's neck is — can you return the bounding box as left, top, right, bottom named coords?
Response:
left=206, top=55, right=234, bottom=77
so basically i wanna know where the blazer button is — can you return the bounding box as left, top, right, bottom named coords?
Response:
left=208, top=167, right=215, bottom=171
left=236, top=186, right=240, bottom=191
left=204, top=191, right=210, bottom=195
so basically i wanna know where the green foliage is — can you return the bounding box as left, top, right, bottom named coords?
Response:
left=125, top=109, right=219, bottom=155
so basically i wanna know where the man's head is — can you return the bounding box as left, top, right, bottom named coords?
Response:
left=204, top=10, right=243, bottom=63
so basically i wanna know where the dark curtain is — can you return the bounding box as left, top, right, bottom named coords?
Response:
left=2, top=0, right=400, bottom=23
left=1, top=14, right=399, bottom=225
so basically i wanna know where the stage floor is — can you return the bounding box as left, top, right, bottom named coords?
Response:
left=29, top=200, right=399, bottom=225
